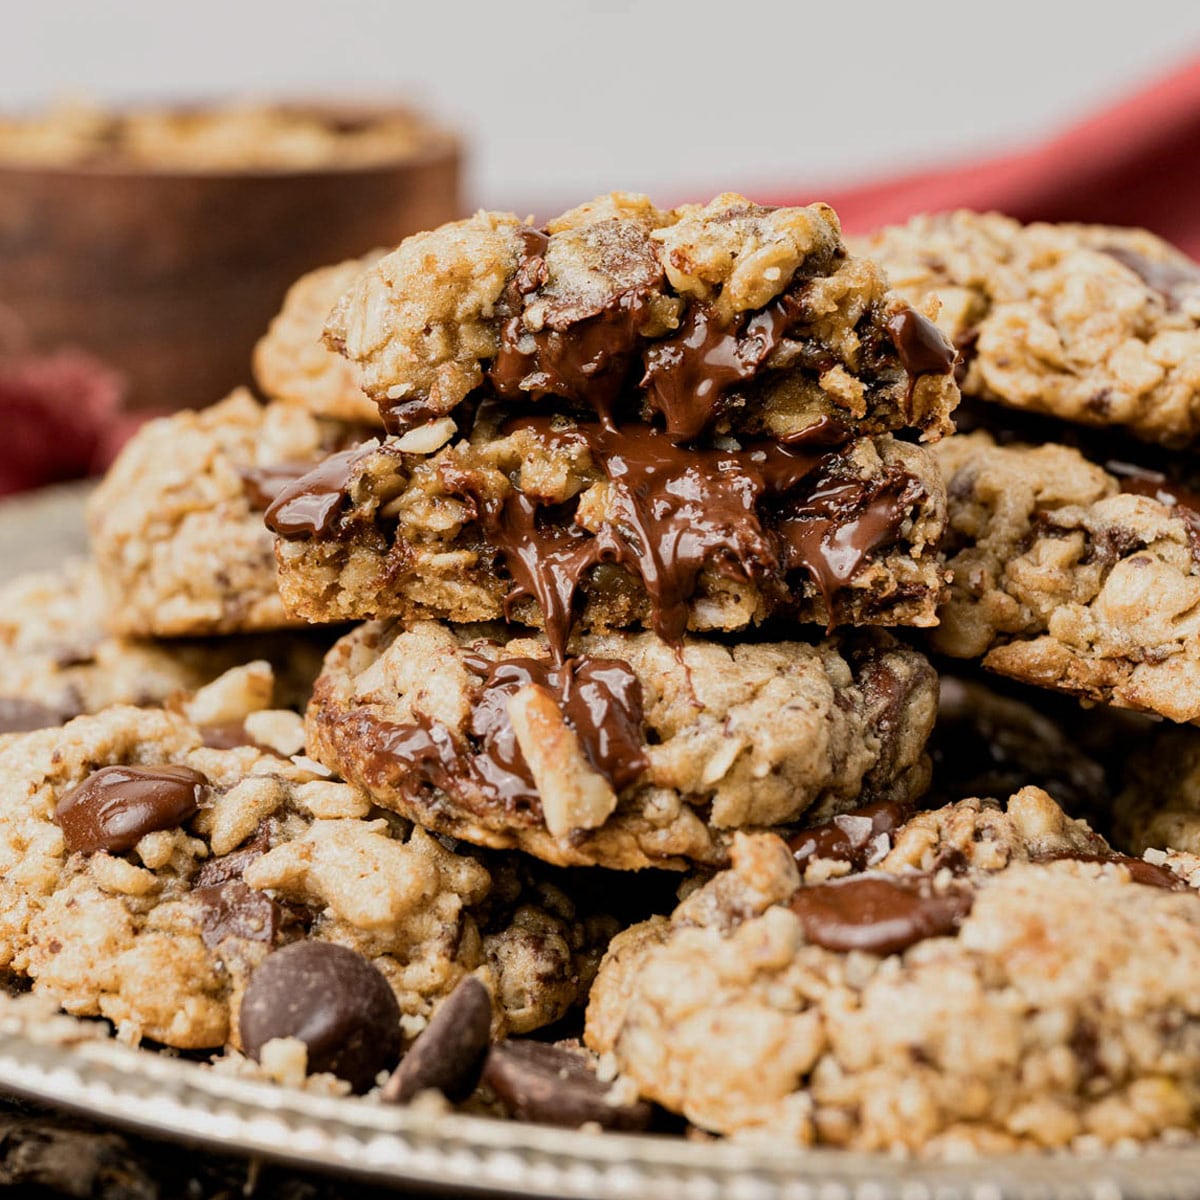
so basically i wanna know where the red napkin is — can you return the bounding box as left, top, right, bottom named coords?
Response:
left=768, top=52, right=1200, bottom=257
left=0, top=348, right=142, bottom=497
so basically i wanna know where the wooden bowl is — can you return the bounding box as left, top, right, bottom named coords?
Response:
left=0, top=102, right=461, bottom=410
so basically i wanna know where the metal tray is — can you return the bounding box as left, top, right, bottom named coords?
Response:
left=3, top=484, right=1200, bottom=1198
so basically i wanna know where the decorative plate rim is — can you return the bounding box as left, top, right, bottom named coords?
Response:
left=2, top=1008, right=1200, bottom=1200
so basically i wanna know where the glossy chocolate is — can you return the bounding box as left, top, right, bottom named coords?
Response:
left=489, top=229, right=657, bottom=420
left=361, top=649, right=647, bottom=818
left=263, top=445, right=370, bottom=538
left=789, top=873, right=973, bottom=955
left=239, top=942, right=402, bottom=1093
left=885, top=308, right=957, bottom=408
left=787, top=800, right=910, bottom=871
left=240, top=462, right=319, bottom=510
left=55, top=764, right=208, bottom=855
left=382, top=975, right=492, bottom=1105
left=482, top=1040, right=653, bottom=1130
left=641, top=296, right=804, bottom=442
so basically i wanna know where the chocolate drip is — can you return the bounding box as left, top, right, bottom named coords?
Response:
left=1035, top=850, right=1189, bottom=892
left=488, top=229, right=657, bottom=421
left=885, top=308, right=957, bottom=409
left=641, top=296, right=805, bottom=442
left=787, top=800, right=910, bottom=871
left=789, top=872, right=973, bottom=955
left=264, top=445, right=371, bottom=538
left=0, top=696, right=76, bottom=734
left=240, top=462, right=320, bottom=511
left=1102, top=246, right=1200, bottom=311
left=775, top=474, right=918, bottom=620
left=448, top=417, right=916, bottom=659
left=55, top=764, right=208, bottom=855
left=359, top=651, right=647, bottom=818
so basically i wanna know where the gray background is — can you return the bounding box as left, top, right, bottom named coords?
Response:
left=3, top=0, right=1200, bottom=212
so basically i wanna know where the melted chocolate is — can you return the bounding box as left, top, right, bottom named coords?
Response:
left=885, top=308, right=957, bottom=409
left=240, top=462, right=318, bottom=510
left=55, top=764, right=208, bottom=854
left=379, top=397, right=452, bottom=436
left=1103, top=246, right=1200, bottom=311
left=362, top=650, right=647, bottom=817
left=776, top=474, right=917, bottom=621
left=789, top=873, right=973, bottom=955
left=448, top=417, right=915, bottom=658
left=787, top=800, right=910, bottom=871
left=488, top=229, right=657, bottom=421
left=0, top=696, right=75, bottom=734
left=641, top=296, right=804, bottom=442
left=264, top=445, right=371, bottom=538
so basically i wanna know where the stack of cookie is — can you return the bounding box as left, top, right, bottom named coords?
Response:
left=6, top=194, right=1200, bottom=1158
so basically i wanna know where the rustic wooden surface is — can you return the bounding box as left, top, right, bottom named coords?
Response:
left=0, top=484, right=429, bottom=1197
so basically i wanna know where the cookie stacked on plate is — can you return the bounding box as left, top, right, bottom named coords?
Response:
left=8, top=195, right=1200, bottom=1156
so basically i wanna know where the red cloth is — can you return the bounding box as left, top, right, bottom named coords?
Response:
left=0, top=349, right=141, bottom=497
left=767, top=53, right=1200, bottom=257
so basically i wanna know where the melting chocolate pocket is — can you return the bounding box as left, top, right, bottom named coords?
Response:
left=788, top=873, right=973, bottom=956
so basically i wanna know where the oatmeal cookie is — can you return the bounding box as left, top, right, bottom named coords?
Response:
left=253, top=253, right=384, bottom=426
left=932, top=431, right=1200, bottom=722
left=325, top=192, right=958, bottom=441
left=0, top=561, right=330, bottom=734
left=269, top=409, right=949, bottom=641
left=87, top=389, right=370, bottom=637
left=304, top=619, right=937, bottom=870
left=586, top=791, right=1200, bottom=1152
left=0, top=702, right=622, bottom=1051
left=856, top=211, right=1200, bottom=447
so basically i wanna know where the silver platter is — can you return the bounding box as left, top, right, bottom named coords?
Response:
left=2, top=1009, right=1200, bottom=1200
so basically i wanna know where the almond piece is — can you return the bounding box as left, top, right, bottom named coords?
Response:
left=507, top=684, right=617, bottom=838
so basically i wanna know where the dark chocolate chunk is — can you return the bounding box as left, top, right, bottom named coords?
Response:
left=55, top=764, right=208, bottom=854
left=885, top=307, right=957, bottom=405
left=239, top=942, right=401, bottom=1093
left=264, top=445, right=370, bottom=538
left=381, top=975, right=492, bottom=1105
left=788, top=800, right=910, bottom=872
left=788, top=873, right=973, bottom=956
left=0, top=696, right=75, bottom=734
left=196, top=880, right=283, bottom=949
left=482, top=1040, right=652, bottom=1130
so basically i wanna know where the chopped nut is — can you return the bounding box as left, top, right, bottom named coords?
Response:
left=183, top=662, right=275, bottom=726
left=393, top=416, right=457, bottom=454
left=507, top=684, right=617, bottom=838
left=243, top=709, right=306, bottom=757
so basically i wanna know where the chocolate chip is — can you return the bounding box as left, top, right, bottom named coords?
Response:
left=239, top=942, right=401, bottom=1092
left=885, top=308, right=957, bottom=401
left=381, top=975, right=492, bottom=1105
left=264, top=445, right=369, bottom=539
left=55, top=764, right=208, bottom=854
left=788, top=873, right=973, bottom=955
left=788, top=800, right=909, bottom=872
left=196, top=880, right=283, bottom=949
left=1036, top=850, right=1190, bottom=892
left=482, top=1040, right=652, bottom=1130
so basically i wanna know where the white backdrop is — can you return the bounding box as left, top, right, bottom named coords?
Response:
left=3, top=0, right=1199, bottom=213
